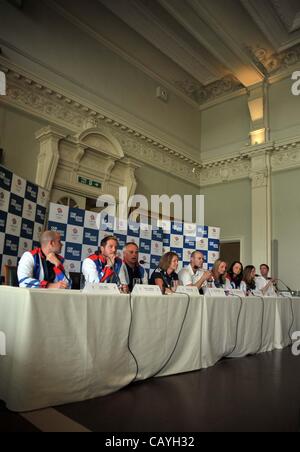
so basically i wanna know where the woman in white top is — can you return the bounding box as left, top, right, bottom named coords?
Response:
left=241, top=265, right=276, bottom=296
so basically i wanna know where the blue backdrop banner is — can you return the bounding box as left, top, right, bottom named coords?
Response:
left=47, top=203, right=220, bottom=275
left=0, top=165, right=49, bottom=277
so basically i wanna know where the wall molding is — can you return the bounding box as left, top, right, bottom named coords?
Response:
left=1, top=58, right=300, bottom=190
left=272, top=138, right=300, bottom=173
left=0, top=44, right=200, bottom=158
left=0, top=58, right=202, bottom=187
left=200, top=138, right=300, bottom=187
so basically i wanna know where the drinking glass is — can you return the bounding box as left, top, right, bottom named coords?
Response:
left=133, top=278, right=141, bottom=288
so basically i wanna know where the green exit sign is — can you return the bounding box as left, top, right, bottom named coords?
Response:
left=78, top=176, right=102, bottom=189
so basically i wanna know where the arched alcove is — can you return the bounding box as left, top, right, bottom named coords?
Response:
left=78, top=128, right=124, bottom=160
left=36, top=126, right=140, bottom=209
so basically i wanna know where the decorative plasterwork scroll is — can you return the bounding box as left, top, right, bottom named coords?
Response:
left=200, top=157, right=251, bottom=187
left=174, top=75, right=243, bottom=105
left=247, top=43, right=300, bottom=76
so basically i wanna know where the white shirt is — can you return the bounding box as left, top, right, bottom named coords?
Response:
left=211, top=277, right=231, bottom=290
left=178, top=264, right=206, bottom=287
left=119, top=263, right=148, bottom=286
left=255, top=276, right=277, bottom=297
left=82, top=258, right=128, bottom=285
left=240, top=281, right=263, bottom=296
left=18, top=251, right=71, bottom=288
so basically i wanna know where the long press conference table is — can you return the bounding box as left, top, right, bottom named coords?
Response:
left=0, top=286, right=299, bottom=412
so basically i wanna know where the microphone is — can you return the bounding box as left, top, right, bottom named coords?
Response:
left=107, top=256, right=122, bottom=287
left=47, top=254, right=71, bottom=287
left=277, top=279, right=293, bottom=295
left=139, top=260, right=146, bottom=265
left=61, top=268, right=72, bottom=287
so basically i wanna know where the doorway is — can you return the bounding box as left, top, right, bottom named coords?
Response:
left=220, top=241, right=241, bottom=266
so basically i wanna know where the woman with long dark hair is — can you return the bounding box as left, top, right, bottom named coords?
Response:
left=227, top=261, right=243, bottom=289
left=240, top=265, right=257, bottom=295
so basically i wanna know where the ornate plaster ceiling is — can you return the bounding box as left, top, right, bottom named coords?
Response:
left=47, top=0, right=300, bottom=106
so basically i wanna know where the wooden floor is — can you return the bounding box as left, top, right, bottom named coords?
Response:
left=1, top=348, right=300, bottom=432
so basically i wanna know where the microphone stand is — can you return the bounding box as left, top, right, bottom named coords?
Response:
left=107, top=256, right=123, bottom=291
left=277, top=279, right=294, bottom=296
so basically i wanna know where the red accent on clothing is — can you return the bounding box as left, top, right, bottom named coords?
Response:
left=88, top=253, right=115, bottom=282
left=30, top=248, right=42, bottom=257
left=53, top=266, right=64, bottom=276
left=40, top=280, right=48, bottom=289
left=101, top=266, right=114, bottom=283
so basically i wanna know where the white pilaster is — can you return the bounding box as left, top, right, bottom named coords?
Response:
left=35, top=126, right=66, bottom=191
left=250, top=147, right=272, bottom=269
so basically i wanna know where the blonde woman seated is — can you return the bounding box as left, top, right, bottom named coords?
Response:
left=149, top=252, right=179, bottom=294
left=210, top=259, right=231, bottom=290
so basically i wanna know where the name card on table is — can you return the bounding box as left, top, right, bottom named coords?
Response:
left=278, top=291, right=293, bottom=298
left=132, top=284, right=162, bottom=296
left=83, top=283, right=121, bottom=294
left=203, top=288, right=226, bottom=297
left=176, top=286, right=200, bottom=296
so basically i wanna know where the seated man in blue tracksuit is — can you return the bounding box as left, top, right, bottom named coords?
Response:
left=17, top=230, right=71, bottom=289
left=119, top=242, right=148, bottom=292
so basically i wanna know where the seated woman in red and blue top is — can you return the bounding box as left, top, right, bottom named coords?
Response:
left=82, top=235, right=125, bottom=286
left=17, top=230, right=71, bottom=289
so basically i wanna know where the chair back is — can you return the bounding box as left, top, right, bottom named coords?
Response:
left=69, top=272, right=83, bottom=290
left=4, top=265, right=18, bottom=287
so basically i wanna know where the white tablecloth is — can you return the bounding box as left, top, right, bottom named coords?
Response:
left=0, top=286, right=300, bottom=412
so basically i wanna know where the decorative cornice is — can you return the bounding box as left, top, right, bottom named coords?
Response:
left=2, top=59, right=300, bottom=189
left=0, top=59, right=202, bottom=187
left=200, top=139, right=300, bottom=187
left=174, top=74, right=243, bottom=105
left=200, top=155, right=251, bottom=187
left=247, top=43, right=300, bottom=76
left=200, top=159, right=251, bottom=186
left=272, top=139, right=300, bottom=173
left=0, top=46, right=200, bottom=156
